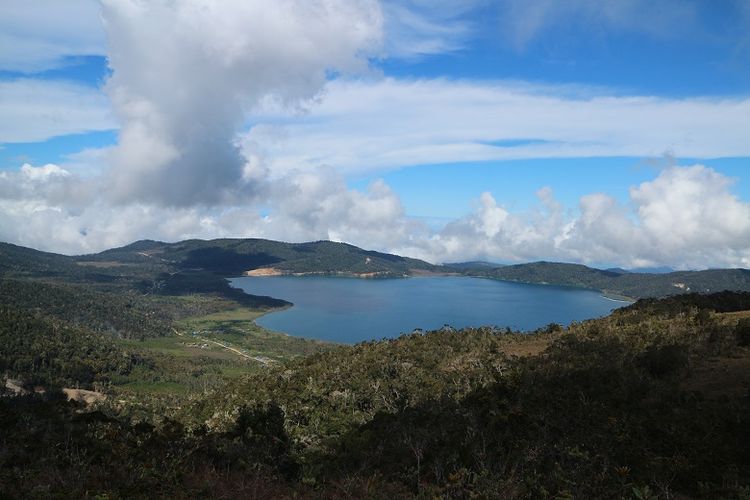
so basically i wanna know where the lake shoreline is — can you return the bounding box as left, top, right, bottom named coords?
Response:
left=229, top=275, right=626, bottom=344
left=241, top=269, right=639, bottom=302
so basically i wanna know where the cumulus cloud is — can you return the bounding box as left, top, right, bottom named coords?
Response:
left=0, top=161, right=419, bottom=256
left=263, top=168, right=425, bottom=250
left=629, top=166, right=750, bottom=265
left=4, top=160, right=750, bottom=270
left=100, top=0, right=383, bottom=206
left=409, top=165, right=750, bottom=269
left=0, top=79, right=114, bottom=143
left=0, top=0, right=105, bottom=72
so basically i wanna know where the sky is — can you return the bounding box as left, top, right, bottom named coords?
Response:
left=0, top=0, right=749, bottom=269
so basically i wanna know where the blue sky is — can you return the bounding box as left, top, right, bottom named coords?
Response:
left=0, top=0, right=749, bottom=268
left=380, top=2, right=750, bottom=97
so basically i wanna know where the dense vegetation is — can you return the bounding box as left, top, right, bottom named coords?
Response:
left=5, top=239, right=750, bottom=300
left=0, top=279, right=172, bottom=339
left=90, top=238, right=438, bottom=277
left=0, top=306, right=133, bottom=389
left=3, top=289, right=750, bottom=497
left=179, top=299, right=750, bottom=498
left=0, top=241, right=328, bottom=403
left=3, top=238, right=750, bottom=497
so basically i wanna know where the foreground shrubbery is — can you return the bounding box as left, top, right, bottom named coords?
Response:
left=3, top=293, right=750, bottom=498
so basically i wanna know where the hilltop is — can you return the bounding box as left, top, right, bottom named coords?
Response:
left=88, top=238, right=438, bottom=277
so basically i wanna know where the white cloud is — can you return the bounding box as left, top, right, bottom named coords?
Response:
left=495, top=0, right=698, bottom=50
left=630, top=166, right=750, bottom=263
left=0, top=0, right=106, bottom=72
left=3, top=160, right=749, bottom=270
left=262, top=168, right=423, bottom=250
left=0, top=79, right=114, bottom=143
left=413, top=165, right=750, bottom=269
left=0, top=162, right=420, bottom=256
left=100, top=0, right=384, bottom=206
left=381, top=0, right=480, bottom=58
left=240, top=78, right=750, bottom=176
left=19, top=163, right=70, bottom=181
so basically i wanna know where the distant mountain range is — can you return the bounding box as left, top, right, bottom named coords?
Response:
left=2, top=238, right=749, bottom=300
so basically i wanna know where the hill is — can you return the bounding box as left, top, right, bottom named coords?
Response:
left=466, top=260, right=750, bottom=299
left=5, top=239, right=750, bottom=300
left=88, top=238, right=438, bottom=277
left=443, top=260, right=504, bottom=271
left=0, top=241, right=80, bottom=277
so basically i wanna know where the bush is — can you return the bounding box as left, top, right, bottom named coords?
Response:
left=638, top=344, right=689, bottom=378
left=736, top=319, right=750, bottom=346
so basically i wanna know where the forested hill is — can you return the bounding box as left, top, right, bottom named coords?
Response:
left=0, top=241, right=78, bottom=276
left=87, top=238, right=438, bottom=277
left=458, top=261, right=750, bottom=299
left=3, top=239, right=750, bottom=298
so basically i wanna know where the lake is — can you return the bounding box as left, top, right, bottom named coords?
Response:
left=229, top=276, right=628, bottom=344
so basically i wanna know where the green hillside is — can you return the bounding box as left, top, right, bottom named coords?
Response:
left=5, top=239, right=749, bottom=300
left=89, top=238, right=438, bottom=276
left=0, top=242, right=81, bottom=278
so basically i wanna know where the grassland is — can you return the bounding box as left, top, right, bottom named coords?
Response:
left=99, top=307, right=335, bottom=402
left=175, top=306, right=335, bottom=363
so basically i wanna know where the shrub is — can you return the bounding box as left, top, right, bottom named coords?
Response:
left=735, top=319, right=750, bottom=346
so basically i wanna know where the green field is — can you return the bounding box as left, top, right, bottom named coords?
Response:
left=176, top=306, right=335, bottom=362
left=101, top=307, right=336, bottom=399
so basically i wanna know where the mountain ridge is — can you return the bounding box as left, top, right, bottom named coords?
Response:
left=3, top=238, right=750, bottom=299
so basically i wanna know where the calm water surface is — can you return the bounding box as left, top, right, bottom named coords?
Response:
left=230, top=276, right=628, bottom=344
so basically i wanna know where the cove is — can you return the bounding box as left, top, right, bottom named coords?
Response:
left=229, top=276, right=628, bottom=344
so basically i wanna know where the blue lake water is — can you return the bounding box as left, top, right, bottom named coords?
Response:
left=229, top=276, right=628, bottom=344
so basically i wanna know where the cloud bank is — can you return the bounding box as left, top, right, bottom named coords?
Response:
left=0, top=79, right=114, bottom=143
left=242, top=78, right=750, bottom=176
left=2, top=161, right=750, bottom=270
left=415, top=165, right=750, bottom=269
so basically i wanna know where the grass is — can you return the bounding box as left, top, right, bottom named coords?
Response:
left=177, top=306, right=335, bottom=362
left=119, top=335, right=238, bottom=361
left=112, top=335, right=258, bottom=399
left=181, top=307, right=267, bottom=324
left=717, top=310, right=750, bottom=322
left=106, top=306, right=334, bottom=399
left=117, top=380, right=190, bottom=395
